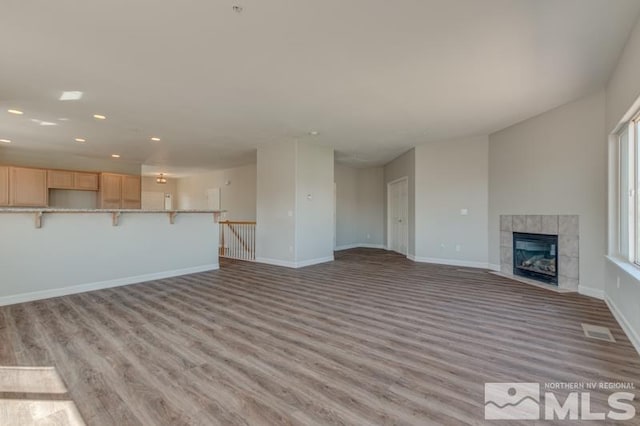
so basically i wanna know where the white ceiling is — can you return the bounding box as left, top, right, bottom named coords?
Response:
left=1, top=0, right=639, bottom=171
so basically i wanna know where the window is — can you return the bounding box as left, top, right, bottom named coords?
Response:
left=618, top=119, right=640, bottom=265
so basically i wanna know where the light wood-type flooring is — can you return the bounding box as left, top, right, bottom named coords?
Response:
left=1, top=249, right=639, bottom=425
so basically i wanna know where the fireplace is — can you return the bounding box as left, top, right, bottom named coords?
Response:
left=513, top=232, right=558, bottom=285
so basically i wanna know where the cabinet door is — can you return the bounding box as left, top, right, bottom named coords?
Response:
left=121, top=175, right=141, bottom=209
left=99, top=174, right=122, bottom=208
left=47, top=170, right=75, bottom=189
left=0, top=166, right=9, bottom=206
left=10, top=167, right=48, bottom=207
left=74, top=172, right=99, bottom=191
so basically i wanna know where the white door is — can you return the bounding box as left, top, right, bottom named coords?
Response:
left=387, top=178, right=409, bottom=255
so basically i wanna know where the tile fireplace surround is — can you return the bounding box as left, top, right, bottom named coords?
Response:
left=500, top=215, right=579, bottom=291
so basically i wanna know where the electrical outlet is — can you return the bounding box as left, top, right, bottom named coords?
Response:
left=460, top=209, right=468, bottom=215
left=367, top=233, right=371, bottom=239
left=289, top=246, right=293, bottom=253
left=440, top=243, right=445, bottom=249
left=455, top=244, right=461, bottom=252
left=617, top=276, right=621, bottom=289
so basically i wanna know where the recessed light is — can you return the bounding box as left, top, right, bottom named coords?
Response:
left=93, top=114, right=106, bottom=120
left=59, top=91, right=83, bottom=101
left=39, top=121, right=57, bottom=126
left=8, top=109, right=23, bottom=115
left=58, top=118, right=69, bottom=121
left=0, top=139, right=11, bottom=143
left=150, top=137, right=161, bottom=141
left=75, top=138, right=86, bottom=143
left=309, top=130, right=319, bottom=136
left=111, top=154, right=120, bottom=158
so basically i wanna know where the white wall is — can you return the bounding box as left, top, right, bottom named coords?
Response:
left=604, top=15, right=640, bottom=354
left=488, top=90, right=607, bottom=294
left=334, top=164, right=384, bottom=249
left=384, top=149, right=415, bottom=256
left=356, top=167, right=385, bottom=246
left=177, top=163, right=256, bottom=220
left=256, top=141, right=297, bottom=264
left=335, top=164, right=359, bottom=247
left=0, top=212, right=219, bottom=306
left=295, top=143, right=335, bottom=263
left=415, top=136, right=489, bottom=267
left=48, top=190, right=97, bottom=209
left=142, top=176, right=178, bottom=196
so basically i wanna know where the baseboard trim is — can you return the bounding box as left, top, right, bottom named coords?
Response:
left=334, top=243, right=386, bottom=251
left=488, top=263, right=501, bottom=272
left=578, top=285, right=605, bottom=300
left=296, top=256, right=335, bottom=267
left=0, top=264, right=220, bottom=307
left=256, top=256, right=334, bottom=269
left=335, top=244, right=359, bottom=251
left=605, top=295, right=640, bottom=356
left=410, top=256, right=489, bottom=269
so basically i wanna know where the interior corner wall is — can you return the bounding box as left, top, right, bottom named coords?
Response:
left=256, top=141, right=297, bottom=264
left=414, top=136, right=489, bottom=266
left=295, top=143, right=335, bottom=263
left=488, top=90, right=607, bottom=293
left=334, top=164, right=385, bottom=249
left=384, top=149, right=415, bottom=256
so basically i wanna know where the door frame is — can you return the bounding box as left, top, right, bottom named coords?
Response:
left=386, top=176, right=409, bottom=256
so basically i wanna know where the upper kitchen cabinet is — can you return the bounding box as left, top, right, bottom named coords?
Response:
left=10, top=167, right=48, bottom=207
left=48, top=170, right=99, bottom=191
left=0, top=166, right=9, bottom=206
left=121, top=175, right=142, bottom=209
left=74, top=172, right=99, bottom=191
left=47, top=170, right=75, bottom=189
left=98, top=173, right=141, bottom=209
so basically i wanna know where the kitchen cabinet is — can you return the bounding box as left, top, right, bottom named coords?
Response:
left=99, top=173, right=141, bottom=209
left=10, top=167, right=48, bottom=207
left=47, top=170, right=75, bottom=189
left=0, top=166, right=8, bottom=206
left=74, top=172, right=99, bottom=191
left=48, top=170, right=99, bottom=191
left=121, top=175, right=142, bottom=209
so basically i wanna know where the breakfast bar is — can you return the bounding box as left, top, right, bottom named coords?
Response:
left=0, top=209, right=224, bottom=305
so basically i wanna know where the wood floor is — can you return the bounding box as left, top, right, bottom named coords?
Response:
left=1, top=248, right=639, bottom=425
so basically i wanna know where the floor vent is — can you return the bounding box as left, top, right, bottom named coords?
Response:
left=582, top=324, right=616, bottom=342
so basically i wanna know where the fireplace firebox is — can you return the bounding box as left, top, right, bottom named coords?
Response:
left=513, top=232, right=558, bottom=285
